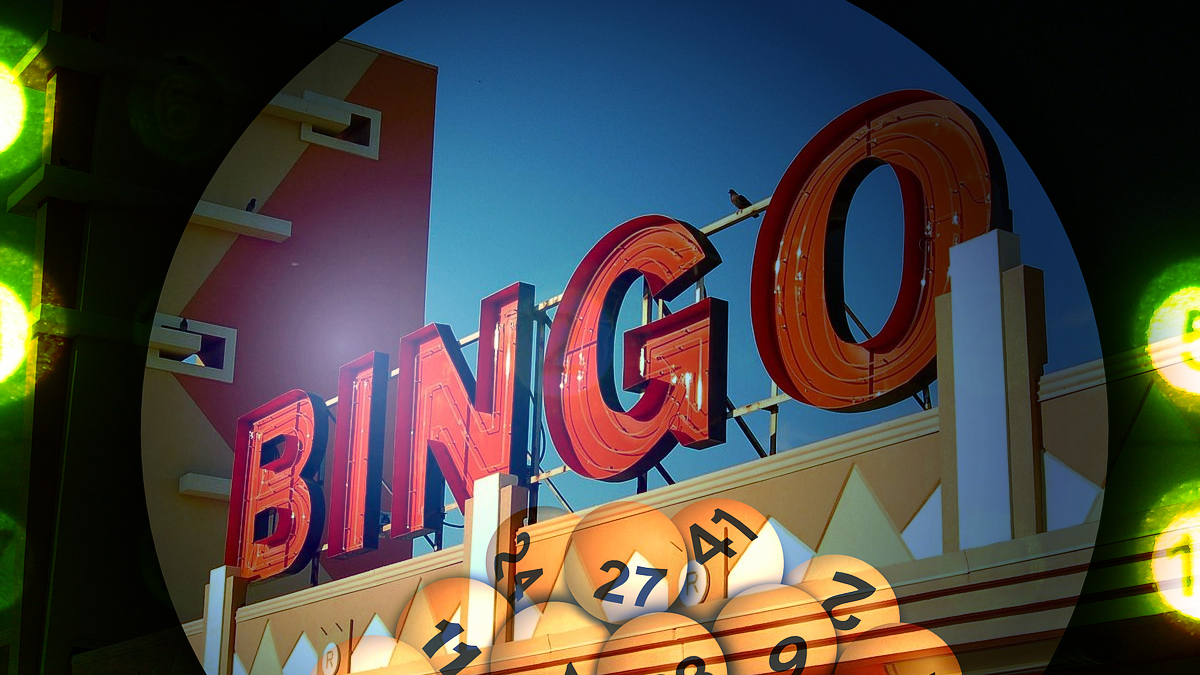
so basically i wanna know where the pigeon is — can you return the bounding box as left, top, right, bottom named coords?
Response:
left=245, top=197, right=257, bottom=212
left=729, top=189, right=759, bottom=217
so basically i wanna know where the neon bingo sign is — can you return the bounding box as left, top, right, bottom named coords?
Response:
left=225, top=90, right=1007, bottom=581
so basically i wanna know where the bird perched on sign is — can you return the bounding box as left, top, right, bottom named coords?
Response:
left=729, top=189, right=758, bottom=217
left=245, top=197, right=257, bottom=212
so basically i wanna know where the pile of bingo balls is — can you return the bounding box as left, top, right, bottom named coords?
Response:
left=314, top=498, right=960, bottom=675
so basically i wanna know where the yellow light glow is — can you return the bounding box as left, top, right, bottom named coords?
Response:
left=1153, top=511, right=1200, bottom=618
left=0, top=284, right=28, bottom=381
left=0, top=64, right=23, bottom=153
left=1147, top=287, right=1200, bottom=395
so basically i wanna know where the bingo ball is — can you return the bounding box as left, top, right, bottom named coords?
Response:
left=597, top=612, right=726, bottom=675
left=712, top=584, right=836, bottom=675
left=785, top=555, right=899, bottom=654
left=671, top=498, right=785, bottom=621
left=397, top=577, right=511, bottom=674
left=491, top=602, right=610, bottom=675
left=564, top=500, right=687, bottom=624
left=833, top=624, right=960, bottom=675
left=487, top=505, right=578, bottom=613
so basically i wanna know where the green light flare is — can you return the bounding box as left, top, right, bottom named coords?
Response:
left=1136, top=264, right=1200, bottom=625
left=1147, top=286, right=1200, bottom=395
left=1137, top=483, right=1200, bottom=627
left=0, top=283, right=27, bottom=381
left=0, top=247, right=53, bottom=409
left=1139, top=261, right=1200, bottom=409
left=0, top=28, right=39, bottom=179
left=1154, top=510, right=1200, bottom=619
left=0, top=511, right=25, bottom=611
left=0, top=63, right=22, bottom=153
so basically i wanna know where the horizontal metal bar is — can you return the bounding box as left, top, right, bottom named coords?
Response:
left=530, top=465, right=571, bottom=482
left=728, top=392, right=790, bottom=418
left=537, top=294, right=564, bottom=312
left=727, top=397, right=769, bottom=459
left=701, top=196, right=770, bottom=236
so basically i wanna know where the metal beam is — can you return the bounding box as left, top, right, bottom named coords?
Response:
left=728, top=393, right=791, bottom=419
left=541, top=475, right=574, bottom=512
left=727, top=397, right=769, bottom=459
left=654, top=463, right=675, bottom=485
left=700, top=196, right=770, bottom=235
left=530, top=465, right=571, bottom=482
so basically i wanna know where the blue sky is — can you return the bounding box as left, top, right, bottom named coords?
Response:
left=347, top=0, right=1100, bottom=519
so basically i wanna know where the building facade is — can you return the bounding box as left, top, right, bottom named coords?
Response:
left=137, top=49, right=1118, bottom=675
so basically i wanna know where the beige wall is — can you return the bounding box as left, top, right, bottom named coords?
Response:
left=141, top=39, right=435, bottom=622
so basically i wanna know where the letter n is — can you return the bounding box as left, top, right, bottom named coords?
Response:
left=392, top=282, right=534, bottom=538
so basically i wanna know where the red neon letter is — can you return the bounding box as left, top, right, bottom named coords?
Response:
left=392, top=282, right=534, bottom=538
left=326, top=351, right=389, bottom=558
left=543, top=215, right=727, bottom=482
left=225, top=389, right=328, bottom=580
left=751, top=90, right=1008, bottom=410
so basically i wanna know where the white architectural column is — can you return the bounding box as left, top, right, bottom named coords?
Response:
left=202, top=566, right=247, bottom=675
left=463, top=473, right=527, bottom=646
left=950, top=230, right=1023, bottom=549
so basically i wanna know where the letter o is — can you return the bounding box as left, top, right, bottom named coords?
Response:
left=750, top=90, right=1009, bottom=410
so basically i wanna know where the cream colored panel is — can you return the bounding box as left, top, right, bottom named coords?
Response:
left=234, top=548, right=462, bottom=661
left=855, top=434, right=942, bottom=532
left=200, top=42, right=376, bottom=214
left=174, top=44, right=378, bottom=312
left=1041, top=386, right=1109, bottom=488
left=158, top=222, right=238, bottom=314
left=817, top=467, right=914, bottom=568
left=282, top=633, right=318, bottom=675
left=248, top=622, right=284, bottom=675
left=279, top=41, right=378, bottom=101
left=198, top=114, right=310, bottom=219
left=140, top=369, right=233, bottom=620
